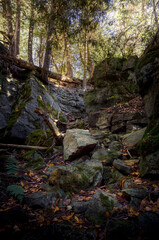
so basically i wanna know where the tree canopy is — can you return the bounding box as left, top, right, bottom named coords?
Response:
left=0, top=0, right=158, bottom=86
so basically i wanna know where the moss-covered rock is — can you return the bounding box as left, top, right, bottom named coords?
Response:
left=85, top=189, right=120, bottom=225
left=49, top=160, right=103, bottom=192
left=26, top=129, right=53, bottom=147
left=85, top=56, right=139, bottom=114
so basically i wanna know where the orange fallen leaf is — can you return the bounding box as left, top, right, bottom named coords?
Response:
left=54, top=206, right=60, bottom=213
left=62, top=213, right=74, bottom=221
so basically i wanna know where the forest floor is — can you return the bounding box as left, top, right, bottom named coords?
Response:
left=0, top=96, right=159, bottom=239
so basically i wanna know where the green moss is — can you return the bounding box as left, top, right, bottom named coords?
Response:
left=6, top=84, right=32, bottom=131
left=138, top=119, right=159, bottom=156
left=100, top=193, right=115, bottom=211
left=26, top=157, right=45, bottom=170
left=26, top=129, right=53, bottom=147
left=137, top=46, right=159, bottom=69
left=85, top=90, right=97, bottom=106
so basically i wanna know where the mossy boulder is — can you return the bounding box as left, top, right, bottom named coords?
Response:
left=85, top=56, right=139, bottom=114
left=135, top=33, right=159, bottom=177
left=85, top=189, right=120, bottom=225
left=26, top=129, right=53, bottom=147
left=0, top=70, right=61, bottom=142
left=49, top=160, right=103, bottom=192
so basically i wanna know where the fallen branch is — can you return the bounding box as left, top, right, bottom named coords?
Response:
left=0, top=143, right=47, bottom=151
left=0, top=53, right=82, bottom=86
left=34, top=107, right=64, bottom=145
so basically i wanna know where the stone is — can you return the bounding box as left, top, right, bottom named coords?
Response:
left=25, top=192, right=58, bottom=209
left=91, top=148, right=122, bottom=166
left=122, top=188, right=149, bottom=208
left=49, top=159, right=103, bottom=192
left=85, top=189, right=120, bottom=224
left=72, top=198, right=89, bottom=213
left=113, top=159, right=132, bottom=175
left=63, top=129, right=98, bottom=161
left=139, top=151, right=159, bottom=178
left=0, top=94, right=11, bottom=130
left=122, top=128, right=146, bottom=155
left=50, top=85, right=86, bottom=118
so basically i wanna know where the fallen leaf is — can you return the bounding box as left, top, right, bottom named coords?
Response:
left=62, top=213, right=74, bottom=221
left=54, top=206, right=60, bottom=213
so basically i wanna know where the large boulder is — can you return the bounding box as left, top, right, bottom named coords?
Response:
left=85, top=189, right=120, bottom=224
left=49, top=159, right=103, bottom=192
left=50, top=85, right=86, bottom=118
left=85, top=57, right=139, bottom=114
left=63, top=129, right=98, bottom=161
left=136, top=32, right=159, bottom=177
left=1, top=72, right=61, bottom=141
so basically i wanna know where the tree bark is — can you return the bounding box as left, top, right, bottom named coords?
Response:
left=0, top=143, right=47, bottom=151
left=14, top=0, right=21, bottom=57
left=87, top=44, right=94, bottom=79
left=38, top=35, right=44, bottom=68
left=64, top=31, right=73, bottom=78
left=83, top=31, right=88, bottom=90
left=153, top=0, right=159, bottom=30
left=0, top=53, right=82, bottom=85
left=34, top=107, right=64, bottom=145
left=28, top=3, right=34, bottom=64
left=2, top=0, right=14, bottom=55
left=41, top=3, right=55, bottom=84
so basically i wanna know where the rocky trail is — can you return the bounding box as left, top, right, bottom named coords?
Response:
left=0, top=96, right=159, bottom=240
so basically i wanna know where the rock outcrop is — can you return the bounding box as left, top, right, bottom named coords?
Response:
left=136, top=33, right=159, bottom=178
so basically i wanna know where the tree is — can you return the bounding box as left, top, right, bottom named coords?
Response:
left=28, top=0, right=35, bottom=64
left=2, top=0, right=14, bottom=55
left=14, top=0, right=21, bottom=57
left=41, top=1, right=55, bottom=84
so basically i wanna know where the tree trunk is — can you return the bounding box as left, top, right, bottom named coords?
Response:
left=2, top=0, right=14, bottom=55
left=41, top=3, right=55, bottom=84
left=38, top=35, right=44, bottom=68
left=64, top=31, right=73, bottom=78
left=14, top=0, right=21, bottom=57
left=28, top=3, right=34, bottom=64
left=0, top=53, right=82, bottom=86
left=83, top=31, right=88, bottom=90
left=153, top=0, right=159, bottom=30
left=87, top=44, right=94, bottom=79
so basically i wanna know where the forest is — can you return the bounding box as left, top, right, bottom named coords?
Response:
left=0, top=0, right=159, bottom=240
left=0, top=0, right=159, bottom=87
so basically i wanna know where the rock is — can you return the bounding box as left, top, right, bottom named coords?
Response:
left=106, top=219, right=134, bottom=240
left=136, top=34, right=159, bottom=160
left=72, top=198, right=89, bottom=213
left=25, top=151, right=45, bottom=170
left=139, top=151, right=159, bottom=178
left=24, top=222, right=96, bottom=240
left=63, top=129, right=98, bottom=161
left=122, top=188, right=149, bottom=208
left=50, top=85, right=86, bottom=118
left=25, top=192, right=58, bottom=209
left=87, top=109, right=147, bottom=134
left=0, top=94, right=11, bottom=130
left=91, top=148, right=122, bottom=166
left=49, top=159, right=103, bottom=192
left=85, top=189, right=120, bottom=224
left=85, top=57, right=139, bottom=114
left=113, top=159, right=131, bottom=175
left=122, top=127, right=146, bottom=155
left=137, top=212, right=159, bottom=240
